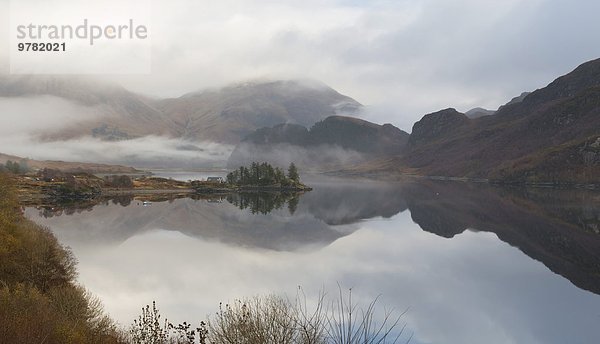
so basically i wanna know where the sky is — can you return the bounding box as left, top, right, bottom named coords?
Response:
left=3, top=0, right=600, bottom=131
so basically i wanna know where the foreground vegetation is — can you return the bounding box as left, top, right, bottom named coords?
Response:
left=129, top=289, right=410, bottom=344
left=0, top=173, right=123, bottom=343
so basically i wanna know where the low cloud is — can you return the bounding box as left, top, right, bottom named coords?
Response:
left=228, top=142, right=366, bottom=172
left=0, top=134, right=233, bottom=168
left=0, top=95, right=233, bottom=168
left=0, top=95, right=102, bottom=135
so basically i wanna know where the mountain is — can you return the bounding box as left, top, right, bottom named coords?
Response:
left=407, top=108, right=470, bottom=147
left=0, top=77, right=361, bottom=144
left=242, top=116, right=409, bottom=154
left=353, top=58, right=600, bottom=184
left=465, top=107, right=495, bottom=118
left=0, top=75, right=171, bottom=141
left=156, top=80, right=362, bottom=144
left=464, top=92, right=532, bottom=119
left=228, top=116, right=409, bottom=170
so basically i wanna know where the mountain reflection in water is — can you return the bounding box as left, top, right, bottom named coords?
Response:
left=24, top=178, right=600, bottom=344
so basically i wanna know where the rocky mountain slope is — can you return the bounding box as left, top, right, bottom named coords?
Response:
left=353, top=58, right=600, bottom=184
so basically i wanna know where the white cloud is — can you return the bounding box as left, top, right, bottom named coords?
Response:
left=0, top=134, right=233, bottom=168
left=4, top=0, right=600, bottom=131
left=0, top=95, right=101, bottom=134
left=0, top=95, right=233, bottom=167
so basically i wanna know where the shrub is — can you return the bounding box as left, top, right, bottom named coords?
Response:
left=0, top=172, right=122, bottom=344
left=131, top=289, right=410, bottom=344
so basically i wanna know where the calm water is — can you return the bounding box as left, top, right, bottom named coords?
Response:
left=149, top=169, right=228, bottom=181
left=25, top=177, right=600, bottom=344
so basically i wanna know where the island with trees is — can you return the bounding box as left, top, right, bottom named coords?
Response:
left=225, top=162, right=311, bottom=191
left=8, top=161, right=311, bottom=206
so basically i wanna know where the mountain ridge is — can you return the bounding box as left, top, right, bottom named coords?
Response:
left=0, top=76, right=362, bottom=144
left=349, top=58, right=600, bottom=184
left=227, top=116, right=409, bottom=170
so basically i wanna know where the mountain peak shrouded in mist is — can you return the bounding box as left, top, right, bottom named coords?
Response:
left=0, top=74, right=170, bottom=141
left=0, top=75, right=366, bottom=168
left=0, top=75, right=362, bottom=145
left=0, top=75, right=156, bottom=110
left=158, top=79, right=363, bottom=143
left=183, top=79, right=336, bottom=98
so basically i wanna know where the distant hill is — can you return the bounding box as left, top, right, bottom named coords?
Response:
left=157, top=80, right=362, bottom=144
left=4, top=58, right=600, bottom=184
left=464, top=93, right=531, bottom=119
left=0, top=75, right=172, bottom=141
left=465, top=107, right=495, bottom=119
left=0, top=77, right=361, bottom=144
left=0, top=152, right=139, bottom=174
left=407, top=108, right=470, bottom=147
left=228, top=116, right=409, bottom=170
left=349, top=58, right=600, bottom=184
left=498, top=91, right=531, bottom=110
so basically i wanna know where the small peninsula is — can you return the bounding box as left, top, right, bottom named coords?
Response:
left=9, top=161, right=311, bottom=206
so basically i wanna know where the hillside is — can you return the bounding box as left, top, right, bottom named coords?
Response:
left=157, top=80, right=362, bottom=144
left=0, top=152, right=139, bottom=174
left=0, top=173, right=120, bottom=343
left=353, top=58, right=600, bottom=185
left=228, top=116, right=409, bottom=170
left=0, top=75, right=172, bottom=141
left=0, top=77, right=361, bottom=145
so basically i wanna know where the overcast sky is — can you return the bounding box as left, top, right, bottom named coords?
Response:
left=3, top=0, right=600, bottom=130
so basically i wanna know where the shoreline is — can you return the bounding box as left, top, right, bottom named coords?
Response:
left=15, top=175, right=312, bottom=206
left=323, top=171, right=600, bottom=190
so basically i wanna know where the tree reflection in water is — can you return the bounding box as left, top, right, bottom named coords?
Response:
left=226, top=192, right=302, bottom=215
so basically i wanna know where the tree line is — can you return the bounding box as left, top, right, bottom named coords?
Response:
left=0, top=159, right=29, bottom=174
left=226, top=162, right=300, bottom=186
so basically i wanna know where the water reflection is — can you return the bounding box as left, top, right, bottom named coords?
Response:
left=402, top=181, right=600, bottom=295
left=226, top=192, right=301, bottom=215
left=24, top=178, right=600, bottom=344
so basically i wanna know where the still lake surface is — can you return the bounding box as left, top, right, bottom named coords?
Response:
left=25, top=175, right=600, bottom=344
